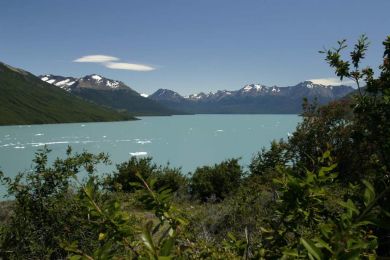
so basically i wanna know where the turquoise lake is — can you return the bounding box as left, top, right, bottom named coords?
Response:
left=0, top=115, right=300, bottom=196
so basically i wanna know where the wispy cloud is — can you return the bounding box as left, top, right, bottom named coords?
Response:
left=105, top=62, right=155, bottom=71
left=74, top=55, right=119, bottom=63
left=308, top=77, right=355, bottom=86
left=73, top=54, right=155, bottom=72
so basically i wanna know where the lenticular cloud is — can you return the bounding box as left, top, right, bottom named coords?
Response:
left=73, top=55, right=155, bottom=72
left=73, top=55, right=119, bottom=63
left=105, top=62, right=155, bottom=72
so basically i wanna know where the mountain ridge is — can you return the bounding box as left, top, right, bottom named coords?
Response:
left=0, top=62, right=135, bottom=126
left=149, top=81, right=354, bottom=114
left=40, top=74, right=182, bottom=116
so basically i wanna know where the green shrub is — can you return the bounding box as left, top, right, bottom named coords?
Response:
left=250, top=140, right=290, bottom=177
left=190, top=158, right=244, bottom=202
left=153, top=165, right=188, bottom=195
left=0, top=146, right=110, bottom=259
left=107, top=157, right=188, bottom=196
left=107, top=156, right=157, bottom=192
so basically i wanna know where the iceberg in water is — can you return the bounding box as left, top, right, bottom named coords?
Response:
left=129, top=151, right=148, bottom=156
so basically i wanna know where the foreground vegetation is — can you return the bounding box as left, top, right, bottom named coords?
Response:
left=0, top=35, right=390, bottom=259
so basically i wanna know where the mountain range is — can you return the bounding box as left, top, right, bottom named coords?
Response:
left=0, top=62, right=134, bottom=126
left=41, top=74, right=355, bottom=115
left=39, top=74, right=179, bottom=116
left=0, top=60, right=356, bottom=126
left=149, top=82, right=354, bottom=114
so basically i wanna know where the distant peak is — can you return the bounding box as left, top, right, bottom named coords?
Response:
left=241, top=83, right=267, bottom=93
left=150, top=89, right=184, bottom=100
left=91, top=74, right=103, bottom=81
left=295, top=81, right=323, bottom=89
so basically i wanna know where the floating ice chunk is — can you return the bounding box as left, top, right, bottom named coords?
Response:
left=216, top=129, right=224, bottom=132
left=81, top=124, right=86, bottom=127
left=136, top=140, right=152, bottom=144
left=1, top=143, right=14, bottom=147
left=29, top=141, right=70, bottom=147
left=35, top=133, right=44, bottom=136
left=14, top=146, right=25, bottom=149
left=129, top=152, right=148, bottom=156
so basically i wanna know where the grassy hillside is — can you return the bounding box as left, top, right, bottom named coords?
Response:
left=0, top=62, right=135, bottom=125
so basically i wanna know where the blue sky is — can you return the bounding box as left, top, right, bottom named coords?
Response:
left=1, top=0, right=389, bottom=95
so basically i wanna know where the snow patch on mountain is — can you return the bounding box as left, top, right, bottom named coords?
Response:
left=91, top=74, right=102, bottom=81
left=40, top=74, right=129, bottom=91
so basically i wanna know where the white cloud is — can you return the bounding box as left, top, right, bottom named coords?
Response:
left=105, top=62, right=155, bottom=72
left=73, top=55, right=119, bottom=63
left=73, top=54, right=155, bottom=72
left=308, top=77, right=355, bottom=86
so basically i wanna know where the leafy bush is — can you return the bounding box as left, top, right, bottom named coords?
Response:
left=107, top=157, right=157, bottom=192
left=190, top=158, right=244, bottom=202
left=153, top=165, right=188, bottom=195
left=250, top=140, right=290, bottom=177
left=0, top=146, right=110, bottom=259
left=107, top=157, right=188, bottom=196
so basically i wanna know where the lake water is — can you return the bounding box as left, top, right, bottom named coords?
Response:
left=0, top=115, right=300, bottom=196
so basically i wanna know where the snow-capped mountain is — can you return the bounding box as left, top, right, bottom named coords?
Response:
left=39, top=74, right=179, bottom=116
left=149, top=81, right=354, bottom=114
left=151, top=81, right=352, bottom=102
left=40, top=74, right=129, bottom=91
left=39, top=73, right=354, bottom=114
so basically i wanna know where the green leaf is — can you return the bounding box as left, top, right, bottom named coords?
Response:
left=160, top=237, right=174, bottom=256
left=319, top=223, right=333, bottom=239
left=314, top=237, right=333, bottom=253
left=141, top=221, right=156, bottom=255
left=283, top=248, right=299, bottom=257
left=362, top=180, right=375, bottom=206
left=338, top=199, right=360, bottom=215
left=301, top=238, right=324, bottom=260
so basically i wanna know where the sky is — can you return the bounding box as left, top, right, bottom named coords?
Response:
left=0, top=0, right=389, bottom=95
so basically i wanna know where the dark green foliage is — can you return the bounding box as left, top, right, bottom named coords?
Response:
left=320, top=35, right=390, bottom=256
left=108, top=157, right=157, bottom=192
left=153, top=165, right=188, bottom=194
left=190, top=158, right=243, bottom=201
left=107, top=157, right=188, bottom=195
left=65, top=178, right=141, bottom=259
left=0, top=62, right=135, bottom=125
left=0, top=147, right=112, bottom=259
left=250, top=140, right=290, bottom=177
